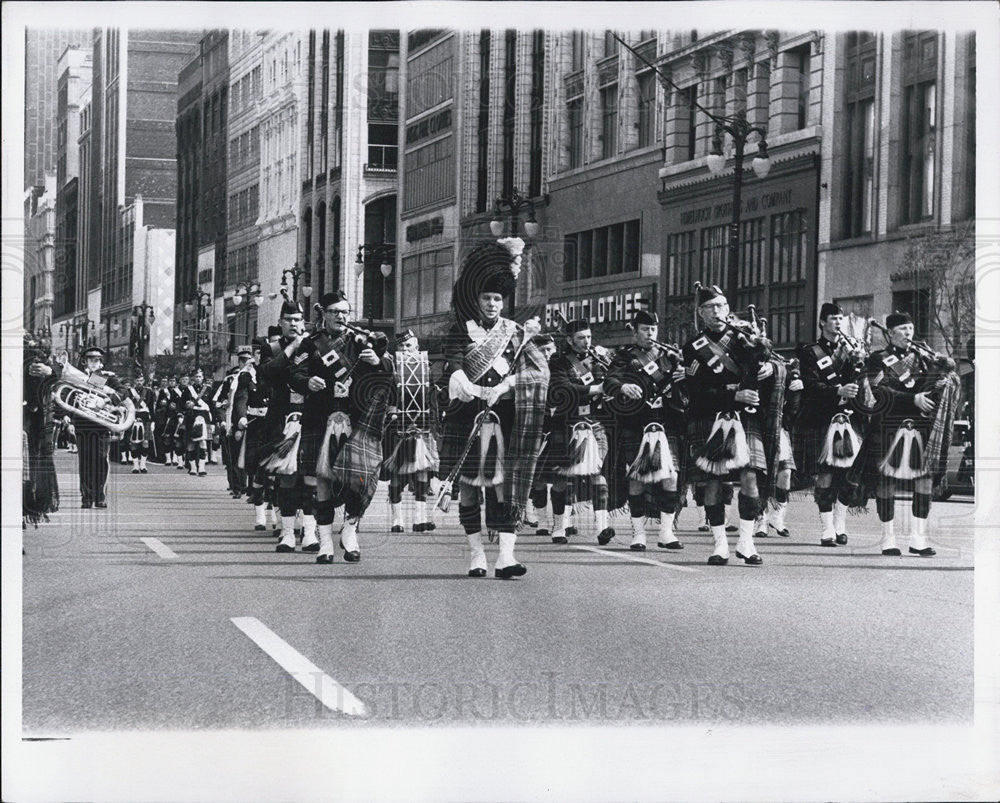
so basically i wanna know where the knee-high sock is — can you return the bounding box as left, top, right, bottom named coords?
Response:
left=414, top=499, right=427, bottom=526
left=466, top=529, right=487, bottom=570
left=833, top=500, right=849, bottom=536
left=497, top=531, right=519, bottom=568
left=390, top=502, right=404, bottom=528
left=736, top=517, right=759, bottom=557
left=880, top=519, right=896, bottom=551
left=711, top=524, right=729, bottom=559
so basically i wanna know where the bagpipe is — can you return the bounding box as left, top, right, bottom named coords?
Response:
left=866, top=318, right=958, bottom=410
left=722, top=303, right=776, bottom=416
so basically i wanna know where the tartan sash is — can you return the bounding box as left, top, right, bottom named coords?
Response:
left=811, top=342, right=842, bottom=384
left=880, top=350, right=919, bottom=389
left=565, top=350, right=597, bottom=417
left=311, top=331, right=353, bottom=379
left=463, top=318, right=517, bottom=383
left=690, top=332, right=740, bottom=376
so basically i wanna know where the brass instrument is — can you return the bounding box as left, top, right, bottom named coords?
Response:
left=53, top=360, right=135, bottom=434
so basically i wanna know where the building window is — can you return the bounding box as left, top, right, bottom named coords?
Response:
left=403, top=135, right=455, bottom=212
left=570, top=31, right=585, bottom=72
left=601, top=84, right=618, bottom=159
left=368, top=123, right=397, bottom=169
left=901, top=31, right=938, bottom=224
left=891, top=288, right=931, bottom=339
left=602, top=30, right=617, bottom=59
left=502, top=30, right=517, bottom=195
left=401, top=247, right=452, bottom=318
left=529, top=30, right=544, bottom=197
left=637, top=71, right=655, bottom=148
left=567, top=97, right=583, bottom=169
left=771, top=209, right=808, bottom=285
left=684, top=84, right=698, bottom=161
left=842, top=31, right=877, bottom=238
left=739, top=217, right=767, bottom=289
left=792, top=46, right=810, bottom=129
left=475, top=31, right=490, bottom=213
left=406, top=34, right=455, bottom=117
left=667, top=230, right=697, bottom=296
left=700, top=225, right=728, bottom=290
left=562, top=220, right=640, bottom=282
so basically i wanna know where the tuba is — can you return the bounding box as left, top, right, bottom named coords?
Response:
left=53, top=361, right=136, bottom=434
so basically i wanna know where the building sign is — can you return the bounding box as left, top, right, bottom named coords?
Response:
left=545, top=284, right=656, bottom=329
left=677, top=188, right=795, bottom=227
left=405, top=108, right=452, bottom=146
left=406, top=216, right=444, bottom=243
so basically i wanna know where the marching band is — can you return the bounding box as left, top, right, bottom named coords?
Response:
left=23, top=235, right=965, bottom=573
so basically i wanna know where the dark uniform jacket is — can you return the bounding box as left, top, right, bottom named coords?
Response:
left=547, top=346, right=606, bottom=427
left=290, top=328, right=394, bottom=430
left=796, top=336, right=859, bottom=431
left=605, top=343, right=686, bottom=435
left=232, top=364, right=270, bottom=428
left=260, top=336, right=300, bottom=439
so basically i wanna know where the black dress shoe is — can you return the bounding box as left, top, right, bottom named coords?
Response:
left=820, top=539, right=838, bottom=547
left=725, top=525, right=738, bottom=533
left=835, top=533, right=848, bottom=545
left=275, top=543, right=295, bottom=553
left=629, top=543, right=647, bottom=552
left=95, top=501, right=108, bottom=509
left=657, top=540, right=684, bottom=550
left=468, top=567, right=487, bottom=578
left=909, top=546, right=936, bottom=557
left=339, top=540, right=360, bottom=562
left=566, top=526, right=577, bottom=537
left=391, top=525, right=404, bottom=533
left=698, top=524, right=710, bottom=533
left=81, top=502, right=92, bottom=509
left=140, top=468, right=148, bottom=474
left=597, top=527, right=615, bottom=545
left=707, top=554, right=729, bottom=566
left=735, top=551, right=763, bottom=565
left=536, top=528, right=549, bottom=537
left=254, top=524, right=266, bottom=531
left=755, top=530, right=768, bottom=539
left=410, top=523, right=423, bottom=532
left=773, top=528, right=791, bottom=538
left=881, top=547, right=902, bottom=556
left=551, top=534, right=568, bottom=544
left=424, top=522, right=436, bottom=531
left=494, top=563, right=527, bottom=579
left=301, top=542, right=320, bottom=553
left=132, top=468, right=140, bottom=474
left=316, top=554, right=334, bottom=565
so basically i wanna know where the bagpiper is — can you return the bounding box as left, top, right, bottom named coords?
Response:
left=544, top=319, right=613, bottom=545
left=290, top=290, right=395, bottom=564
left=849, top=312, right=961, bottom=557
left=23, top=332, right=61, bottom=526
left=794, top=302, right=873, bottom=546
left=232, top=341, right=272, bottom=530
left=755, top=356, right=804, bottom=539
left=213, top=361, right=245, bottom=496
left=126, top=379, right=153, bottom=474
left=682, top=284, right=787, bottom=566
left=258, top=301, right=315, bottom=552
left=383, top=329, right=440, bottom=534
left=155, top=375, right=182, bottom=465
left=603, top=306, right=687, bottom=552
left=437, top=237, right=549, bottom=579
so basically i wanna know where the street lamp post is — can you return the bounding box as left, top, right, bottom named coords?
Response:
left=613, top=33, right=771, bottom=307
left=489, top=187, right=541, bottom=239
left=184, top=290, right=212, bottom=371
left=355, top=244, right=395, bottom=325
left=233, top=281, right=263, bottom=348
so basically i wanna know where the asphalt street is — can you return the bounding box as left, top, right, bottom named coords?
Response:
left=21, top=449, right=975, bottom=731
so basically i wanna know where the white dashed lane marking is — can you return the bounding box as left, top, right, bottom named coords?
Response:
left=140, top=537, right=178, bottom=559
left=230, top=617, right=368, bottom=717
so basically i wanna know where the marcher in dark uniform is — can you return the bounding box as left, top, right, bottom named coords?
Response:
left=438, top=237, right=549, bottom=579
left=213, top=361, right=245, bottom=495
left=545, top=320, right=613, bottom=545
left=23, top=333, right=61, bottom=526
left=603, top=308, right=687, bottom=552
left=180, top=369, right=212, bottom=476
left=155, top=376, right=180, bottom=465
left=233, top=339, right=272, bottom=530
left=72, top=346, right=125, bottom=509
left=290, top=290, right=395, bottom=564
left=755, top=356, right=804, bottom=539
left=682, top=284, right=787, bottom=566
left=849, top=312, right=961, bottom=557
left=258, top=301, right=314, bottom=552
left=126, top=380, right=153, bottom=473
left=794, top=302, right=873, bottom=546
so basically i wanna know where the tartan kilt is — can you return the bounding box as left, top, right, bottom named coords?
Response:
left=549, top=419, right=609, bottom=478
left=330, top=416, right=385, bottom=510
left=685, top=414, right=766, bottom=483
left=240, top=420, right=269, bottom=478
left=532, top=428, right=562, bottom=485
left=438, top=397, right=515, bottom=485
left=853, top=415, right=933, bottom=488
left=296, top=422, right=325, bottom=478
left=380, top=427, right=439, bottom=481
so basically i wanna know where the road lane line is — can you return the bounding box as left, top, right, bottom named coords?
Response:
left=569, top=544, right=698, bottom=573
left=230, top=617, right=368, bottom=717
left=140, top=537, right=178, bottom=559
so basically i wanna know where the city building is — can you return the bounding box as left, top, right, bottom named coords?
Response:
left=88, top=28, right=200, bottom=360
left=818, top=30, right=976, bottom=359
left=224, top=30, right=264, bottom=350
left=300, top=29, right=400, bottom=337
left=174, top=30, right=232, bottom=366
left=256, top=31, right=308, bottom=328
left=23, top=172, right=57, bottom=333
left=398, top=29, right=551, bottom=354
left=52, top=45, right=93, bottom=346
